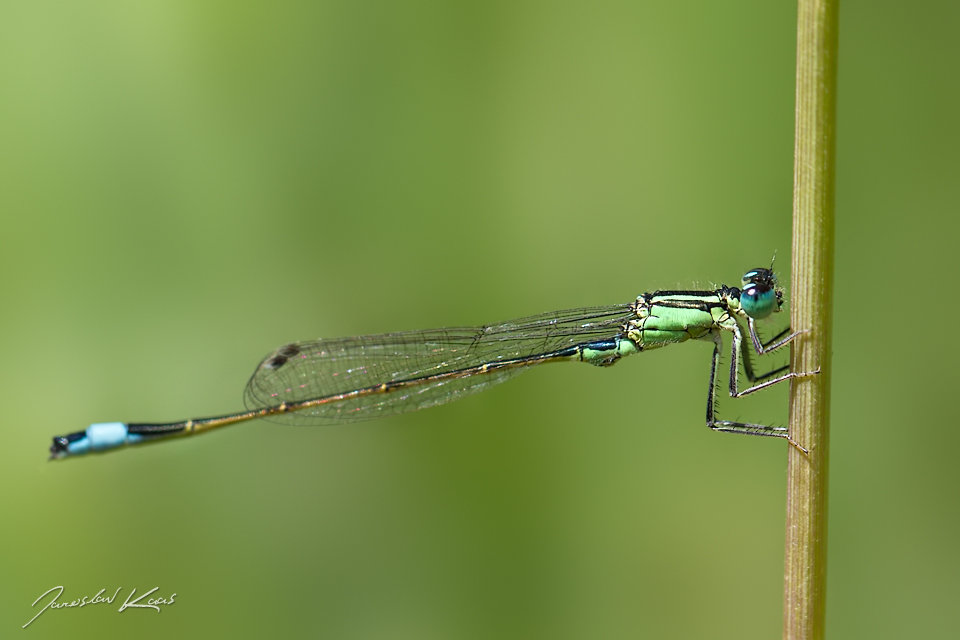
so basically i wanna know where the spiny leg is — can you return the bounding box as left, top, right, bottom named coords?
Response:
left=738, top=322, right=791, bottom=383
left=747, top=317, right=806, bottom=355
left=705, top=331, right=810, bottom=454
left=729, top=322, right=820, bottom=399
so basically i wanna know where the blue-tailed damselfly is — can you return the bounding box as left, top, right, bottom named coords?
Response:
left=50, top=268, right=817, bottom=459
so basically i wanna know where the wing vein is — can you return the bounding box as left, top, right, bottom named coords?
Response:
left=242, top=304, right=636, bottom=424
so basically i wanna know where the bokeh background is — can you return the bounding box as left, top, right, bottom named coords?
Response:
left=2, top=1, right=958, bottom=638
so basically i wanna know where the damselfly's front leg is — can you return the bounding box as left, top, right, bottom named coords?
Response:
left=730, top=321, right=820, bottom=398
left=739, top=324, right=792, bottom=383
left=747, top=317, right=806, bottom=355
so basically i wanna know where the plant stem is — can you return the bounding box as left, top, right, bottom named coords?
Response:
left=784, top=0, right=837, bottom=638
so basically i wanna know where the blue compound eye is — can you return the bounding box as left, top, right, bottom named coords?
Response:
left=740, top=283, right=777, bottom=319
left=739, top=268, right=781, bottom=319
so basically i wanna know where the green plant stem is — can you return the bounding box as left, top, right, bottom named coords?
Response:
left=785, top=0, right=837, bottom=638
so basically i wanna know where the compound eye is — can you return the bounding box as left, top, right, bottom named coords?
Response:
left=741, top=283, right=777, bottom=319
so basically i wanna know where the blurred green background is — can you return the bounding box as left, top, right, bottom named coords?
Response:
left=2, top=1, right=958, bottom=638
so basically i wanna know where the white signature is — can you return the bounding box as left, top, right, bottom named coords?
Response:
left=23, top=585, right=177, bottom=628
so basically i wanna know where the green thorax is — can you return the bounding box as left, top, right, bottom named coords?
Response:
left=626, top=288, right=740, bottom=351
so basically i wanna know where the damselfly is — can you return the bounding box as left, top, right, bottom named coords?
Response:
left=50, top=268, right=818, bottom=459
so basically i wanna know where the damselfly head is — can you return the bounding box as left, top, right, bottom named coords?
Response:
left=49, top=436, right=69, bottom=459
left=740, top=268, right=782, bottom=319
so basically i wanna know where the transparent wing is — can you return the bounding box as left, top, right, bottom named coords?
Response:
left=243, top=304, right=636, bottom=424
